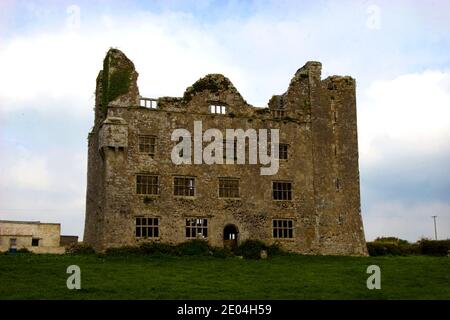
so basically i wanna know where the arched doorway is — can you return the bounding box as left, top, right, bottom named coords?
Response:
left=223, top=224, right=238, bottom=249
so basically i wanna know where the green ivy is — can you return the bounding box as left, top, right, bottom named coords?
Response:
left=183, top=74, right=231, bottom=102
left=101, top=51, right=133, bottom=116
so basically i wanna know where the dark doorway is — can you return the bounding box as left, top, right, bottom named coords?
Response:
left=223, top=224, right=238, bottom=249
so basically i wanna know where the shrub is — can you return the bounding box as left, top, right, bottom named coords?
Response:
left=366, top=241, right=421, bottom=256
left=66, top=243, right=95, bottom=255
left=176, top=239, right=211, bottom=256
left=17, top=248, right=31, bottom=254
left=367, top=238, right=450, bottom=256
left=374, top=237, right=409, bottom=245
left=418, top=239, right=450, bottom=256
left=367, top=242, right=402, bottom=256
left=96, top=240, right=285, bottom=259
left=235, top=240, right=267, bottom=259
left=139, top=242, right=176, bottom=255
left=105, top=246, right=142, bottom=255
left=266, top=243, right=284, bottom=256
left=211, top=247, right=233, bottom=258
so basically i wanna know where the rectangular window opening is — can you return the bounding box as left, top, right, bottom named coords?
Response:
left=174, top=177, right=196, bottom=197
left=272, top=181, right=293, bottom=200
left=135, top=217, right=159, bottom=239
left=136, top=175, right=159, bottom=195
left=272, top=219, right=294, bottom=239
left=185, top=218, right=208, bottom=238
left=278, top=144, right=289, bottom=160
left=209, top=104, right=227, bottom=114
left=219, top=178, right=240, bottom=198
left=138, top=135, right=157, bottom=156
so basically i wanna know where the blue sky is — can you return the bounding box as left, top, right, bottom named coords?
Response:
left=0, top=0, right=449, bottom=241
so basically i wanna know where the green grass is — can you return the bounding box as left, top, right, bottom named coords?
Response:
left=0, top=253, right=449, bottom=299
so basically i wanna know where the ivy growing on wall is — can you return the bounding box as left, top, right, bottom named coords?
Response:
left=183, top=74, right=231, bottom=103
left=101, top=50, right=133, bottom=115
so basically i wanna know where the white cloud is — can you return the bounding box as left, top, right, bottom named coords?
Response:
left=363, top=201, right=450, bottom=241
left=0, top=145, right=87, bottom=237
left=0, top=145, right=51, bottom=191
left=359, top=70, right=450, bottom=167
left=8, top=156, right=51, bottom=190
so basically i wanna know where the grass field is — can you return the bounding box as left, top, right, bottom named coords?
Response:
left=0, top=253, right=449, bottom=299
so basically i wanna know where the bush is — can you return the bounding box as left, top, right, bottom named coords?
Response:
left=211, top=247, right=233, bottom=258
left=367, top=242, right=403, bottom=256
left=94, top=239, right=285, bottom=259
left=367, top=241, right=422, bottom=256
left=366, top=238, right=450, bottom=256
left=17, top=248, right=31, bottom=254
left=367, top=237, right=421, bottom=256
left=266, top=243, right=284, bottom=256
left=235, top=240, right=267, bottom=259
left=374, top=237, right=409, bottom=245
left=419, top=239, right=450, bottom=256
left=66, top=243, right=95, bottom=254
left=176, top=239, right=211, bottom=256
left=105, top=246, right=142, bottom=255
left=139, top=242, right=176, bottom=255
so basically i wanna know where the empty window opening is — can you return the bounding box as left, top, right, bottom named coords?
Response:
left=273, top=219, right=294, bottom=238
left=333, top=111, right=337, bottom=123
left=136, top=175, right=159, bottom=195
left=219, top=178, right=240, bottom=198
left=335, top=178, right=341, bottom=191
left=139, top=98, right=158, bottom=109
left=272, top=109, right=285, bottom=119
left=209, top=105, right=227, bottom=114
left=31, top=238, right=40, bottom=247
left=174, top=176, right=195, bottom=197
left=186, top=218, right=208, bottom=238
left=272, top=96, right=285, bottom=118
left=138, top=135, right=156, bottom=156
left=135, top=217, right=159, bottom=238
left=272, top=181, right=293, bottom=200
left=278, top=144, right=289, bottom=160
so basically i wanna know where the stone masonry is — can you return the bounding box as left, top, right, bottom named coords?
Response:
left=83, top=48, right=367, bottom=255
left=0, top=220, right=65, bottom=254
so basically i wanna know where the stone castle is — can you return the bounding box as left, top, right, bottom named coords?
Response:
left=83, top=48, right=367, bottom=255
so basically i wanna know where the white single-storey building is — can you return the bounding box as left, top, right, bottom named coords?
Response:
left=0, top=220, right=66, bottom=254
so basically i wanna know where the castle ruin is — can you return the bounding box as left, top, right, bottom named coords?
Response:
left=83, top=48, right=367, bottom=255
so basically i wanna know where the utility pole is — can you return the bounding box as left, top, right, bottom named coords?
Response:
left=431, top=216, right=438, bottom=240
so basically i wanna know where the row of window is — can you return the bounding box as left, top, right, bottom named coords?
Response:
left=135, top=217, right=294, bottom=239
left=140, top=98, right=340, bottom=123
left=141, top=99, right=291, bottom=120
left=138, top=135, right=289, bottom=160
left=137, top=175, right=293, bottom=200
left=7, top=238, right=40, bottom=247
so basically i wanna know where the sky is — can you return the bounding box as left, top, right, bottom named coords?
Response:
left=0, top=0, right=449, bottom=242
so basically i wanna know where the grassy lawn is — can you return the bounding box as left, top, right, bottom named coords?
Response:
left=0, top=253, right=449, bottom=299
